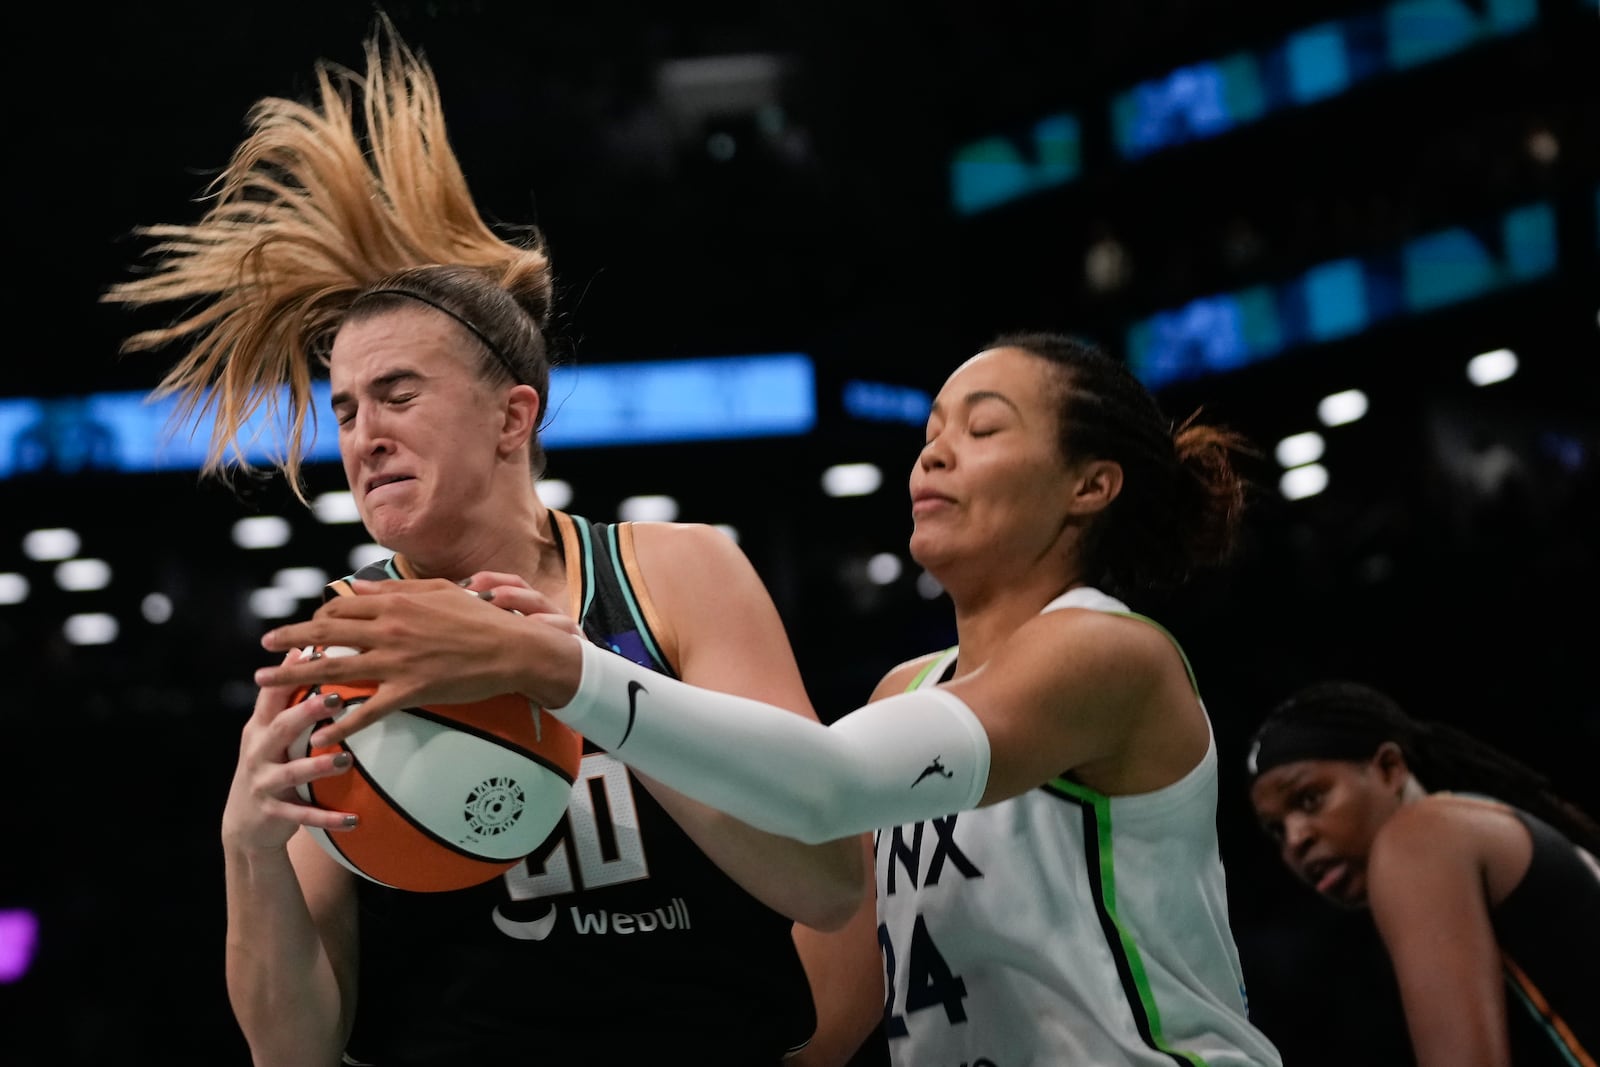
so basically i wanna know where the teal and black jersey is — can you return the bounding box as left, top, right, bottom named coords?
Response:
left=1493, top=805, right=1599, bottom=1065
left=337, top=510, right=816, bottom=1066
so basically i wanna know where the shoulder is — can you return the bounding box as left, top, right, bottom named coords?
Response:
left=625, top=521, right=782, bottom=631
left=1019, top=605, right=1190, bottom=690
left=1369, top=794, right=1517, bottom=882
left=628, top=520, right=746, bottom=566
left=871, top=650, right=952, bottom=702
left=1378, top=793, right=1519, bottom=846
left=625, top=521, right=757, bottom=592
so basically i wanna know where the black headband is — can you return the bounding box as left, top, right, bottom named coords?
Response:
left=1245, top=720, right=1392, bottom=780
left=363, top=288, right=522, bottom=382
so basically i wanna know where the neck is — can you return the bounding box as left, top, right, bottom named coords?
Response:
left=948, top=574, right=1087, bottom=676
left=395, top=495, right=560, bottom=585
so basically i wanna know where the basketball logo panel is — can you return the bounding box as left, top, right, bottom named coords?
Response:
left=288, top=645, right=583, bottom=892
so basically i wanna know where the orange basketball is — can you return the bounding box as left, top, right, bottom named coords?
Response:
left=288, top=645, right=582, bottom=892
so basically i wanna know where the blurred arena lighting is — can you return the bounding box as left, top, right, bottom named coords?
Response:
left=1525, top=126, right=1559, bottom=165
left=22, top=527, right=79, bottom=561
left=1317, top=388, right=1369, bottom=426
left=619, top=495, right=680, bottom=522
left=0, top=908, right=39, bottom=983
left=63, top=612, right=118, bottom=646
left=233, top=515, right=292, bottom=550
left=1275, top=431, right=1326, bottom=469
left=536, top=479, right=574, bottom=509
left=274, top=566, right=330, bottom=600
left=822, top=462, right=883, bottom=498
left=54, top=557, right=111, bottom=592
left=866, top=552, right=904, bottom=586
left=0, top=572, right=28, bottom=605
left=141, top=591, right=174, bottom=624
left=249, top=586, right=299, bottom=620
left=842, top=380, right=931, bottom=426
left=1466, top=347, right=1519, bottom=386
left=1280, top=463, right=1331, bottom=501
left=713, top=524, right=741, bottom=545
left=915, top=570, right=945, bottom=600
left=1084, top=233, right=1134, bottom=294
left=312, top=490, right=361, bottom=524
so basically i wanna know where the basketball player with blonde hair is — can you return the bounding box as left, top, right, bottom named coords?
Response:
left=104, top=16, right=882, bottom=1066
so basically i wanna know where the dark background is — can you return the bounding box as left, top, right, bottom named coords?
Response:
left=4, top=1, right=1597, bottom=1064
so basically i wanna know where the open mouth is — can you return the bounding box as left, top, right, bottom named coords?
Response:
left=1305, top=858, right=1351, bottom=897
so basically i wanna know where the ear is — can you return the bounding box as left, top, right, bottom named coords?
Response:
left=1066, top=459, right=1123, bottom=516
left=498, top=384, right=542, bottom=457
left=1371, top=741, right=1411, bottom=792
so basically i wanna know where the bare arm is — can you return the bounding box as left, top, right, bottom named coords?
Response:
left=1366, top=802, right=1511, bottom=1067
left=787, top=834, right=886, bottom=1067
left=222, top=664, right=362, bottom=1066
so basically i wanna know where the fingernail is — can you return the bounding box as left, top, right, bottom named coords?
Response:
left=477, top=589, right=495, bottom=603
left=456, top=578, right=473, bottom=587
left=331, top=752, right=352, bottom=769
left=323, top=693, right=343, bottom=709
left=342, top=814, right=359, bottom=829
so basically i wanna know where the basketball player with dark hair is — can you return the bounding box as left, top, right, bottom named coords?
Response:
left=1245, top=680, right=1599, bottom=1067
left=261, top=331, right=1287, bottom=1065
left=103, top=17, right=882, bottom=1067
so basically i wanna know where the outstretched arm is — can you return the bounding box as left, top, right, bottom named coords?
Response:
left=258, top=577, right=1162, bottom=847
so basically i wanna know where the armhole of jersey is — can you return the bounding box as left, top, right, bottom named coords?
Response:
left=549, top=509, right=592, bottom=621
left=609, top=522, right=678, bottom=677
left=1113, top=610, right=1201, bottom=697
left=1050, top=608, right=1208, bottom=800
left=904, top=647, right=959, bottom=692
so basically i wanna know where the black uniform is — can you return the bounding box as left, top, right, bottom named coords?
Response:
left=1493, top=805, right=1599, bottom=1066
left=337, top=511, right=816, bottom=1066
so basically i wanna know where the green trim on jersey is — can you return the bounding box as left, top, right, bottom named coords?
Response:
left=908, top=647, right=958, bottom=689
left=1050, top=778, right=1212, bottom=1067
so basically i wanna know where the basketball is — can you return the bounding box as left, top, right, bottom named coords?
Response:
left=287, top=645, right=583, bottom=892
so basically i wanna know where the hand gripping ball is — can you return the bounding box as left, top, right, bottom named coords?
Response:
left=288, top=645, right=583, bottom=892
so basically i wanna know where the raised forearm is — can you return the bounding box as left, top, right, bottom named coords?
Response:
left=223, top=844, right=347, bottom=1067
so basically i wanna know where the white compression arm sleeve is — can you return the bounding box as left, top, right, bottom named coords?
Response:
left=547, top=639, right=991, bottom=844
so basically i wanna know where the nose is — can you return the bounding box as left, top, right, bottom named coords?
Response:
left=349, top=404, right=394, bottom=459
left=918, top=432, right=950, bottom=471
left=1281, top=814, right=1317, bottom=860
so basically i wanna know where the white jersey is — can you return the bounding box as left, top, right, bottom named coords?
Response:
left=874, top=586, right=1282, bottom=1067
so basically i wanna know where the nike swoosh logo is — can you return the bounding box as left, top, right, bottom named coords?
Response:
left=620, top=679, right=647, bottom=747
left=492, top=903, right=559, bottom=941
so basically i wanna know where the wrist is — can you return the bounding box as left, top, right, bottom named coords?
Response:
left=522, top=631, right=594, bottom=722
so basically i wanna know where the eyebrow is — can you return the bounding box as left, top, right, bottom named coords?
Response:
left=329, top=369, right=421, bottom=408
left=929, top=389, right=1022, bottom=418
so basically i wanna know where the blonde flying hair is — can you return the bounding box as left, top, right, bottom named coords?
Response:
left=102, top=14, right=554, bottom=500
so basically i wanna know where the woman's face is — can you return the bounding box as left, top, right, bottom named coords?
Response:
left=1249, top=752, right=1407, bottom=909
left=909, top=346, right=1077, bottom=579
left=328, top=306, right=514, bottom=560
